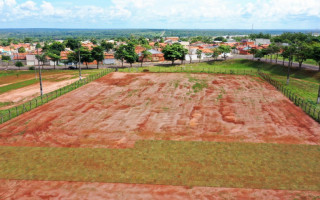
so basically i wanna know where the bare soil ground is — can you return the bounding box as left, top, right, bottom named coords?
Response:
left=0, top=72, right=319, bottom=148
left=0, top=73, right=82, bottom=109
left=1, top=180, right=319, bottom=200
left=0, top=79, right=78, bottom=106
left=1, top=72, right=320, bottom=199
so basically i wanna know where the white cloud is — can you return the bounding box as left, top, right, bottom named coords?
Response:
left=20, top=0, right=37, bottom=11
left=0, top=0, right=319, bottom=28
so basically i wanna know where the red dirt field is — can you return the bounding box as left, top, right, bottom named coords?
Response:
left=0, top=72, right=319, bottom=148
left=1, top=180, right=320, bottom=200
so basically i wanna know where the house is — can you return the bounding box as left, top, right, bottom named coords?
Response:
left=138, top=49, right=164, bottom=62
left=12, top=53, right=27, bottom=61
left=103, top=53, right=116, bottom=65
left=241, top=39, right=254, bottom=46
left=179, top=41, right=190, bottom=48
left=255, top=39, right=271, bottom=46
left=165, top=37, right=179, bottom=41
left=26, top=55, right=39, bottom=66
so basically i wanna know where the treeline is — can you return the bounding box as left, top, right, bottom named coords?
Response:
left=249, top=33, right=320, bottom=70
left=0, top=28, right=318, bottom=40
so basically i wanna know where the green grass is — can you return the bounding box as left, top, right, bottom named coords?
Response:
left=266, top=55, right=319, bottom=66
left=0, top=140, right=319, bottom=191
left=0, top=102, right=13, bottom=108
left=0, top=79, right=39, bottom=95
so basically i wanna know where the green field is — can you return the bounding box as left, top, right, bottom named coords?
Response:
left=0, top=140, right=319, bottom=191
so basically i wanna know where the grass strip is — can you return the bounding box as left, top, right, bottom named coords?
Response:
left=0, top=140, right=319, bottom=191
left=0, top=79, right=39, bottom=94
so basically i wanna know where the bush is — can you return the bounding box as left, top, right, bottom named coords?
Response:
left=15, top=61, right=24, bottom=68
left=143, top=69, right=149, bottom=72
left=29, top=66, right=35, bottom=70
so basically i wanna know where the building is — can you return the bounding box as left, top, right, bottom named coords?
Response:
left=255, top=39, right=271, bottom=46
left=241, top=39, right=254, bottom=46
left=138, top=49, right=164, bottom=62
left=103, top=53, right=116, bottom=65
left=26, top=55, right=39, bottom=66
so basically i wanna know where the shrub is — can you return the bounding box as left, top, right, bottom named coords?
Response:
left=29, top=66, right=35, bottom=70
left=15, top=61, right=24, bottom=69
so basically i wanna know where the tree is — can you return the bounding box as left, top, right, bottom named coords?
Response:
left=114, top=45, right=126, bottom=67
left=90, top=38, right=97, bottom=45
left=101, top=41, right=114, bottom=53
left=36, top=54, right=47, bottom=69
left=67, top=52, right=78, bottom=67
left=311, top=43, right=320, bottom=71
left=254, top=50, right=265, bottom=61
left=91, top=46, right=104, bottom=69
left=15, top=61, right=24, bottom=69
left=66, top=39, right=81, bottom=50
left=18, top=47, right=26, bottom=53
left=295, top=42, right=312, bottom=69
left=212, top=49, right=220, bottom=60
left=218, top=45, right=231, bottom=60
left=140, top=50, right=152, bottom=67
left=162, top=43, right=188, bottom=65
left=49, top=42, right=65, bottom=55
left=36, top=43, right=42, bottom=49
left=248, top=48, right=258, bottom=60
left=214, top=36, right=225, bottom=41
left=123, top=43, right=138, bottom=68
left=196, top=49, right=202, bottom=62
left=272, top=44, right=281, bottom=63
left=77, top=47, right=94, bottom=69
left=205, top=53, right=212, bottom=61
left=47, top=52, right=61, bottom=70
left=2, top=55, right=11, bottom=68
left=24, top=37, right=32, bottom=43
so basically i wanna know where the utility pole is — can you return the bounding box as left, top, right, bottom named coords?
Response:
left=78, top=42, right=82, bottom=80
left=37, top=47, right=43, bottom=96
left=317, top=85, right=320, bottom=104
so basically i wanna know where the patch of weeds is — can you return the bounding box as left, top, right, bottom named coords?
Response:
left=162, top=107, right=169, bottom=111
left=174, top=80, right=180, bottom=89
left=127, top=89, right=139, bottom=97
left=216, top=87, right=225, bottom=101
left=15, top=130, right=26, bottom=136
left=145, top=98, right=151, bottom=106
left=192, top=82, right=208, bottom=93
left=187, top=76, right=208, bottom=93
left=24, top=120, right=31, bottom=125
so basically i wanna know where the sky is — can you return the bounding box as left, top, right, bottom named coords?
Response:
left=0, top=0, right=320, bottom=29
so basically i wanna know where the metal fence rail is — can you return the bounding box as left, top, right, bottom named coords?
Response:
left=259, top=72, right=320, bottom=122
left=0, top=68, right=115, bottom=124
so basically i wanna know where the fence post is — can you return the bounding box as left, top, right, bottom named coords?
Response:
left=9, top=110, right=11, bottom=119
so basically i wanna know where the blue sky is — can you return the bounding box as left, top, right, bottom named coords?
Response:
left=0, top=0, right=320, bottom=29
